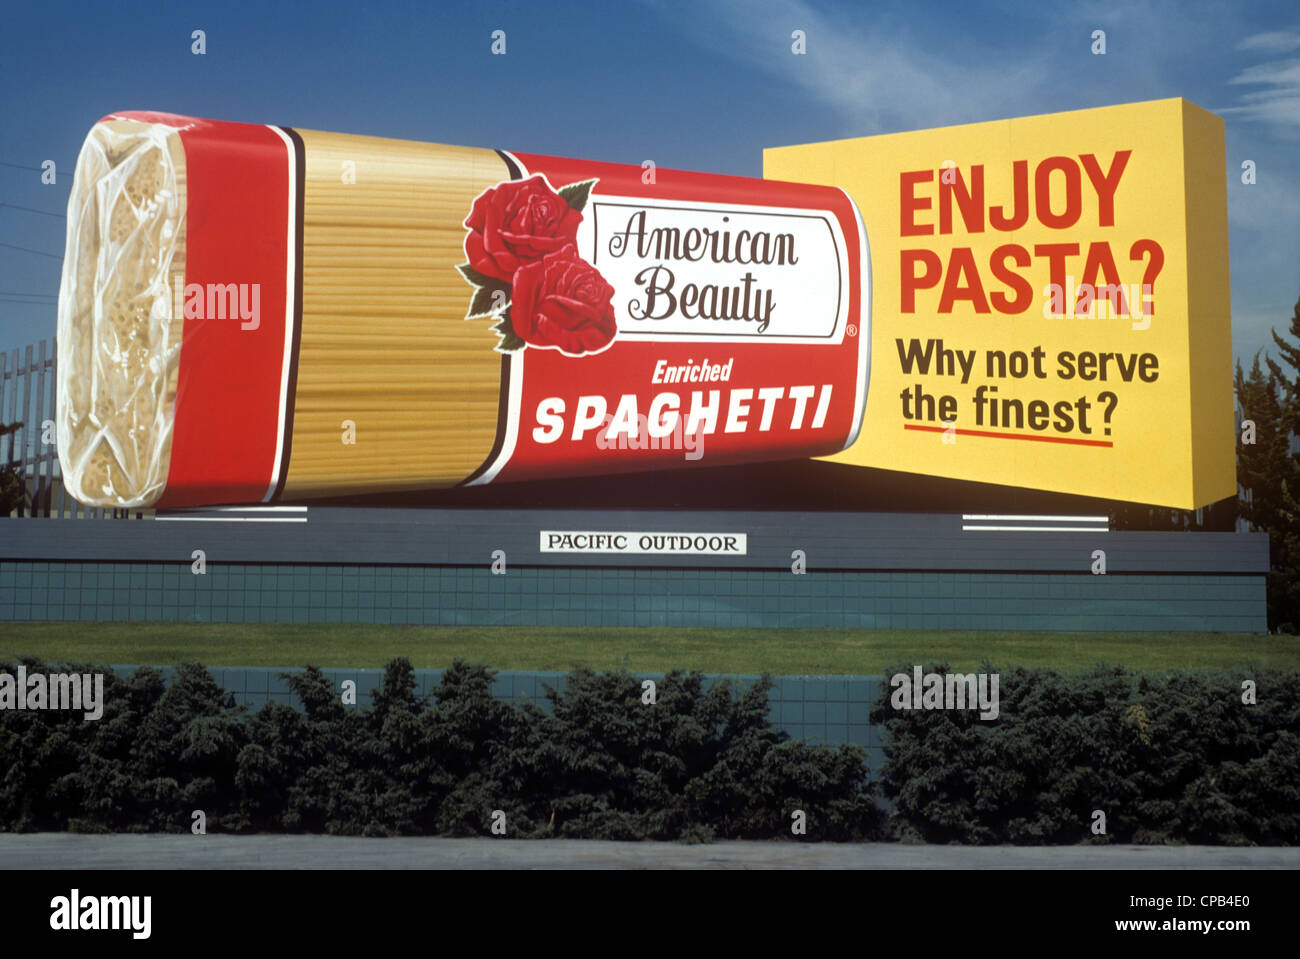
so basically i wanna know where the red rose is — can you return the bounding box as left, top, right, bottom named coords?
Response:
left=463, top=175, right=583, bottom=283
left=511, top=245, right=617, bottom=356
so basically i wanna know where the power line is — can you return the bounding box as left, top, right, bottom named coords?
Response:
left=0, top=291, right=56, bottom=299
left=0, top=202, right=65, bottom=218
left=0, top=296, right=58, bottom=305
left=0, top=159, right=73, bottom=175
left=0, top=241, right=61, bottom=260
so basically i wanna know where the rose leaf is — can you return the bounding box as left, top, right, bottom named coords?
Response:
left=466, top=282, right=511, bottom=320
left=557, top=178, right=598, bottom=213
left=457, top=262, right=506, bottom=290
left=491, top=310, right=526, bottom=353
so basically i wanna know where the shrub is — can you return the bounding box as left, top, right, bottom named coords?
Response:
left=872, top=662, right=1300, bottom=845
left=0, top=657, right=883, bottom=841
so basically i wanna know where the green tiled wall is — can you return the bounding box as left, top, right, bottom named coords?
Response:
left=0, top=562, right=1266, bottom=632
left=110, top=666, right=888, bottom=771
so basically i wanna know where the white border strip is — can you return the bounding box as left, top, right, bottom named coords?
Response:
left=464, top=348, right=524, bottom=487
left=839, top=187, right=871, bottom=452
left=464, top=150, right=528, bottom=487
left=155, top=516, right=307, bottom=523
left=262, top=125, right=299, bottom=503
left=961, top=525, right=1107, bottom=532
left=156, top=505, right=308, bottom=522
left=963, top=515, right=1108, bottom=522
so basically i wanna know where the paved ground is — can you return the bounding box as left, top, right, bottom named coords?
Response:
left=1, top=835, right=1297, bottom=869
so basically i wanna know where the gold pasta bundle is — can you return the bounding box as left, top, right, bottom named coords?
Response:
left=57, top=111, right=870, bottom=507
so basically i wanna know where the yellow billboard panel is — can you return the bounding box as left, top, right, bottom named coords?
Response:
left=765, top=98, right=1235, bottom=509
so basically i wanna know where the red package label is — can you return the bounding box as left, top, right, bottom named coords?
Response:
left=466, top=150, right=871, bottom=485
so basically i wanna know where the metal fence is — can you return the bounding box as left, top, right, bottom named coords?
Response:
left=1, top=337, right=138, bottom=519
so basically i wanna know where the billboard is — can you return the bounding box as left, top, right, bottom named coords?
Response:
left=765, top=98, right=1235, bottom=510
left=56, top=100, right=1233, bottom=512
left=56, top=113, right=866, bottom=509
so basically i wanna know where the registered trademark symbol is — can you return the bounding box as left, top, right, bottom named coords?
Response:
left=847, top=324, right=857, bottom=336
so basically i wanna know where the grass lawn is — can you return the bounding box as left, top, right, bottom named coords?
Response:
left=1, top=622, right=1296, bottom=674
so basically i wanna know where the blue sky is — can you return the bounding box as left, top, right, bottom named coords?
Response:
left=0, top=0, right=1296, bottom=367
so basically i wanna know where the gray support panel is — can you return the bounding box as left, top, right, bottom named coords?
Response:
left=0, top=508, right=1270, bottom=573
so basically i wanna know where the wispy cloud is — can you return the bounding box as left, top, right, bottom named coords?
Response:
left=640, top=0, right=1057, bottom=136
left=1236, top=29, right=1300, bottom=55
left=1225, top=33, right=1300, bottom=135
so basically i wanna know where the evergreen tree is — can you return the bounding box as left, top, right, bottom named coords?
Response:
left=1236, top=294, right=1300, bottom=631
left=0, top=421, right=23, bottom=516
left=1235, top=352, right=1285, bottom=531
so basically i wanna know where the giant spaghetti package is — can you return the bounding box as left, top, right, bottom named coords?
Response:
left=57, top=111, right=869, bottom=507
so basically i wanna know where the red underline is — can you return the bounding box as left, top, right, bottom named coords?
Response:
left=903, top=424, right=1114, bottom=447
